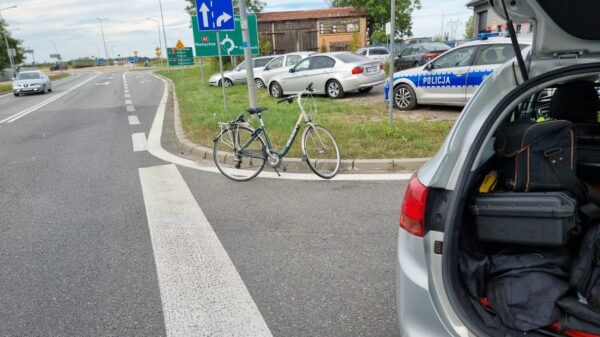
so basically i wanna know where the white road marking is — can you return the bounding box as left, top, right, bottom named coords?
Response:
left=0, top=73, right=100, bottom=124
left=127, top=106, right=136, bottom=112
left=125, top=99, right=133, bottom=105
left=124, top=93, right=130, bottom=98
left=139, top=164, right=273, bottom=337
left=95, top=82, right=112, bottom=86
left=128, top=115, right=140, bottom=125
left=132, top=132, right=147, bottom=151
left=0, top=92, right=13, bottom=98
left=146, top=74, right=412, bottom=181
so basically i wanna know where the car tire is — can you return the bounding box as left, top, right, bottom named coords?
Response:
left=393, top=84, right=418, bottom=110
left=223, top=78, right=233, bottom=87
left=48, top=87, right=52, bottom=92
left=255, top=78, right=265, bottom=89
left=358, top=86, right=373, bottom=93
left=326, top=80, right=344, bottom=99
left=270, top=82, right=283, bottom=98
left=13, top=92, right=18, bottom=97
left=41, top=85, right=47, bottom=94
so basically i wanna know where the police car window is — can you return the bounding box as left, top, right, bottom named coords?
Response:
left=474, top=45, right=515, bottom=66
left=294, top=58, right=311, bottom=72
left=431, top=46, right=477, bottom=69
left=286, top=55, right=301, bottom=66
left=267, top=57, right=284, bottom=69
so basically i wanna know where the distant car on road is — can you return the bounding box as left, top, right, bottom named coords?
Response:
left=356, top=47, right=390, bottom=62
left=254, top=52, right=315, bottom=89
left=268, top=52, right=386, bottom=99
left=385, top=38, right=530, bottom=110
left=394, top=42, right=450, bottom=70
left=12, top=70, right=52, bottom=97
left=208, top=56, right=276, bottom=87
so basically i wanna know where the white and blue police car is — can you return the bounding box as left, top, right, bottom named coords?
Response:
left=385, top=38, right=530, bottom=110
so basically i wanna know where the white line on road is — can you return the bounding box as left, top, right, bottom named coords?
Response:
left=125, top=99, right=133, bottom=105
left=139, top=164, right=273, bottom=337
left=128, top=115, right=140, bottom=125
left=132, top=133, right=147, bottom=152
left=0, top=73, right=100, bottom=124
left=124, top=93, right=130, bottom=98
left=146, top=74, right=412, bottom=181
left=126, top=106, right=135, bottom=112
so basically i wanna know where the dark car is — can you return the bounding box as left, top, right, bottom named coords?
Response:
left=394, top=42, right=450, bottom=70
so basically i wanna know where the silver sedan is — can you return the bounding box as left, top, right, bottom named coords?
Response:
left=12, top=70, right=53, bottom=96
left=268, top=52, right=386, bottom=99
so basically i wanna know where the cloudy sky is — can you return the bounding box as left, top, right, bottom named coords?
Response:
left=2, top=0, right=471, bottom=63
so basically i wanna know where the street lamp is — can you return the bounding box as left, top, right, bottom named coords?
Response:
left=0, top=5, right=18, bottom=75
left=157, top=0, right=169, bottom=69
left=96, top=17, right=110, bottom=65
left=146, top=17, right=163, bottom=68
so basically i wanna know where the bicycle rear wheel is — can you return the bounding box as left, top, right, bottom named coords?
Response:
left=302, top=125, right=341, bottom=179
left=213, top=126, right=266, bottom=181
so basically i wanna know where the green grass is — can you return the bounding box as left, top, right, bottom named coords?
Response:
left=49, top=72, right=71, bottom=81
left=0, top=84, right=10, bottom=94
left=158, top=64, right=454, bottom=159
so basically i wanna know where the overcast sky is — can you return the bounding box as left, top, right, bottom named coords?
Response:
left=2, top=0, right=471, bottom=63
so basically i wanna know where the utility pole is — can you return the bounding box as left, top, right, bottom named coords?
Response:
left=158, top=0, right=170, bottom=70
left=0, top=5, right=17, bottom=75
left=146, top=18, right=163, bottom=68
left=96, top=17, right=110, bottom=65
left=388, top=0, right=396, bottom=123
left=238, top=0, right=257, bottom=109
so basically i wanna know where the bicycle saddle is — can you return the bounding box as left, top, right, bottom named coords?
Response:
left=247, top=107, right=268, bottom=115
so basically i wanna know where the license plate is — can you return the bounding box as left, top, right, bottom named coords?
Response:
left=366, top=66, right=377, bottom=73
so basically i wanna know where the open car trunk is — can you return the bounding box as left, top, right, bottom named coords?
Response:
left=443, top=70, right=600, bottom=336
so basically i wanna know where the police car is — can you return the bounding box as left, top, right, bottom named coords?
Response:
left=385, top=38, right=530, bottom=110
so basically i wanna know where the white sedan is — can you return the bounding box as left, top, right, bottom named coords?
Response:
left=268, top=52, right=386, bottom=99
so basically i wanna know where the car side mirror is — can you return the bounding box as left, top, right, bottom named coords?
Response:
left=424, top=63, right=433, bottom=71
left=289, top=68, right=295, bottom=73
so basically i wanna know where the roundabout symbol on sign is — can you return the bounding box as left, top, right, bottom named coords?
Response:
left=220, top=34, right=235, bottom=55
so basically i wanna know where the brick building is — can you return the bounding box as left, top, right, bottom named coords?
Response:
left=257, top=7, right=367, bottom=54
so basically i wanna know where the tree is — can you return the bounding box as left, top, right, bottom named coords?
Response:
left=259, top=35, right=272, bottom=55
left=184, top=0, right=266, bottom=16
left=329, top=0, right=421, bottom=42
left=0, top=18, right=24, bottom=71
left=349, top=31, right=361, bottom=52
left=464, top=15, right=474, bottom=39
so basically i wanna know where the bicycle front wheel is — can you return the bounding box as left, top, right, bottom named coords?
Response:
left=302, top=125, right=341, bottom=179
left=213, top=126, right=266, bottom=181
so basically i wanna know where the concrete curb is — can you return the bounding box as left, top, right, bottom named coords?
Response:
left=158, top=73, right=431, bottom=173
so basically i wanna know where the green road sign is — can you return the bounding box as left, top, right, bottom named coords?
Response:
left=192, top=14, right=259, bottom=57
left=168, top=47, right=194, bottom=66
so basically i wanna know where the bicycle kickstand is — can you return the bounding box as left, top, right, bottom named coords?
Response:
left=273, top=167, right=281, bottom=177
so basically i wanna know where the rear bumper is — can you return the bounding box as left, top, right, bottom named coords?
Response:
left=396, top=231, right=452, bottom=337
left=340, top=72, right=386, bottom=91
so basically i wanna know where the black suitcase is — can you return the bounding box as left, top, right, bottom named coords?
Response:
left=470, top=192, right=577, bottom=246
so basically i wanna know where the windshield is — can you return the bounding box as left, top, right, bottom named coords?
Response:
left=336, top=53, right=368, bottom=63
left=16, top=72, right=42, bottom=80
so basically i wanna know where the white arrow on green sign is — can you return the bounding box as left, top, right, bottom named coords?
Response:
left=191, top=14, right=259, bottom=57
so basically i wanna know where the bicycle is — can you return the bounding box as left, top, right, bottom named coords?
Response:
left=213, top=83, right=341, bottom=181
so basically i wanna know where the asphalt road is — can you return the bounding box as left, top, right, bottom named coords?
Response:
left=0, top=70, right=407, bottom=336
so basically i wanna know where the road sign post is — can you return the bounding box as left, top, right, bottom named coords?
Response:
left=238, top=0, right=257, bottom=109
left=216, top=32, right=227, bottom=113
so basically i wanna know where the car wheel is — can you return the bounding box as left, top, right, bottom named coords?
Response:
left=223, top=78, right=233, bottom=87
left=326, top=80, right=344, bottom=99
left=255, top=78, right=265, bottom=89
left=393, top=84, right=417, bottom=110
left=270, top=82, right=283, bottom=98
left=13, top=92, right=18, bottom=97
left=359, top=86, right=373, bottom=93
left=41, top=85, right=47, bottom=94
left=48, top=87, right=52, bottom=92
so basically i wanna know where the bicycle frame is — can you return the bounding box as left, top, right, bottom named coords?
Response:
left=235, top=89, right=314, bottom=158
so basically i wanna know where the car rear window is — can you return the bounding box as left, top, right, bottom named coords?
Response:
left=335, top=53, right=368, bottom=63
left=16, top=73, right=41, bottom=80
left=422, top=43, right=450, bottom=52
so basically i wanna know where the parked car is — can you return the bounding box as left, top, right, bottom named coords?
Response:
left=396, top=0, right=600, bottom=336
left=268, top=52, right=386, bottom=99
left=394, top=42, right=450, bottom=70
left=385, top=38, right=530, bottom=110
left=208, top=56, right=275, bottom=87
left=254, top=52, right=315, bottom=89
left=12, top=70, right=52, bottom=96
left=356, top=47, right=390, bottom=62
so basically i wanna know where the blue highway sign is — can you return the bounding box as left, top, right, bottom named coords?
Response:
left=196, top=0, right=235, bottom=31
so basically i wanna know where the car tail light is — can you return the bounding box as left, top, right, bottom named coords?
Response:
left=351, top=66, right=364, bottom=75
left=424, top=53, right=438, bottom=60
left=400, top=175, right=429, bottom=237
left=379, top=63, right=384, bottom=70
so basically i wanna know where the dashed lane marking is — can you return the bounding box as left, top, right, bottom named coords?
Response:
left=128, top=115, right=140, bottom=125
left=132, top=132, right=147, bottom=152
